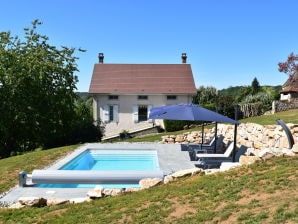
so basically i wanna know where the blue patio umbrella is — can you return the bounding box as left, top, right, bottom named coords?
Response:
left=149, top=103, right=239, bottom=161
left=149, top=103, right=238, bottom=124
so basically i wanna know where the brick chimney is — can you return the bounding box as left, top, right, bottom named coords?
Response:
left=181, top=53, right=187, bottom=63
left=98, top=53, right=104, bottom=64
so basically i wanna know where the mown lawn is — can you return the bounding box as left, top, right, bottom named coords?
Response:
left=0, top=145, right=79, bottom=194
left=241, top=109, right=298, bottom=125
left=0, top=156, right=297, bottom=223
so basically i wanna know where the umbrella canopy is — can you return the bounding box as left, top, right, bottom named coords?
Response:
left=149, top=103, right=239, bottom=161
left=149, top=103, right=238, bottom=124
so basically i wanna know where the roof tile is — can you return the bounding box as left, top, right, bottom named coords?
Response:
left=89, top=64, right=196, bottom=94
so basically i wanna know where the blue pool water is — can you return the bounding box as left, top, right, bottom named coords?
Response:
left=38, top=149, right=160, bottom=188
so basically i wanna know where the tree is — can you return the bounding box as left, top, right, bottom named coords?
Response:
left=70, top=96, right=103, bottom=143
left=192, top=86, right=217, bottom=105
left=278, top=52, right=298, bottom=76
left=0, top=20, right=82, bottom=158
left=251, top=77, right=260, bottom=94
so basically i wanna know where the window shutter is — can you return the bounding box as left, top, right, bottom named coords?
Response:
left=113, top=105, right=119, bottom=122
left=103, top=105, right=109, bottom=122
left=133, top=105, right=138, bottom=123
left=147, top=105, right=153, bottom=122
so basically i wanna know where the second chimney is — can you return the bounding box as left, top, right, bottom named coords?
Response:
left=98, top=53, right=104, bottom=64
left=181, top=53, right=187, bottom=63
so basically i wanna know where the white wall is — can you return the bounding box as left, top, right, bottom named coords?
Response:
left=280, top=93, right=291, bottom=101
left=93, top=94, right=193, bottom=137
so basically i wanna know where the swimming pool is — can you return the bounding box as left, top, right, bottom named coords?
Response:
left=61, top=149, right=160, bottom=171
left=36, top=148, right=162, bottom=188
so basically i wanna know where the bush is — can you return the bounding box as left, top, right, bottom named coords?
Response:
left=242, top=92, right=273, bottom=112
left=163, top=120, right=201, bottom=132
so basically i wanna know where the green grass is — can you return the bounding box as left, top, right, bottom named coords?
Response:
left=0, top=145, right=79, bottom=193
left=0, top=109, right=297, bottom=223
left=0, top=156, right=297, bottom=223
left=240, top=108, right=298, bottom=125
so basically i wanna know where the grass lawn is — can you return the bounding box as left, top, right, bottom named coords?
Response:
left=0, top=145, right=79, bottom=194
left=0, top=109, right=297, bottom=223
left=0, top=156, right=297, bottom=223
left=241, top=109, right=298, bottom=125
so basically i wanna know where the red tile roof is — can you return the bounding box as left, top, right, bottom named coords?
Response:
left=89, top=64, right=196, bottom=94
left=280, top=71, right=298, bottom=93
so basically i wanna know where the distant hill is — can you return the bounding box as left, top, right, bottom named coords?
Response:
left=76, top=92, right=89, bottom=99
left=219, top=85, right=282, bottom=97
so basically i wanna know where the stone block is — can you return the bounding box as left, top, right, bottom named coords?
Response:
left=103, top=188, right=124, bottom=197
left=171, top=168, right=202, bottom=178
left=47, top=198, right=70, bottom=206
left=163, top=175, right=174, bottom=184
left=18, top=197, right=47, bottom=207
left=239, top=156, right=261, bottom=165
left=139, top=178, right=163, bottom=189
left=87, top=186, right=104, bottom=198
left=291, top=144, right=298, bottom=153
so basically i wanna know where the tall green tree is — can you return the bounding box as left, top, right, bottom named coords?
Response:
left=251, top=77, right=260, bottom=94
left=0, top=20, right=82, bottom=158
left=192, top=86, right=217, bottom=106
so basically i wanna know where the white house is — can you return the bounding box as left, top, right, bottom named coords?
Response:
left=89, top=53, right=196, bottom=138
left=280, top=71, right=298, bottom=102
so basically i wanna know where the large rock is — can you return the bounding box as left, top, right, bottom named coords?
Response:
left=239, top=156, right=261, bottom=165
left=47, top=197, right=70, bottom=206
left=18, top=197, right=47, bottom=207
left=163, top=175, right=174, bottom=184
left=257, top=148, right=276, bottom=160
left=171, top=168, right=202, bottom=178
left=175, top=135, right=185, bottom=143
left=139, top=178, right=163, bottom=189
left=102, top=188, right=124, bottom=197
left=87, top=186, right=104, bottom=198
left=292, top=144, right=298, bottom=153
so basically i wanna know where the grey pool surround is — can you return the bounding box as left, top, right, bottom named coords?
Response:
left=0, top=143, right=195, bottom=203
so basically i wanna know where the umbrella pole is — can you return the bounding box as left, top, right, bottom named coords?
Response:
left=214, top=122, right=218, bottom=153
left=201, top=123, right=204, bottom=148
left=232, top=124, right=238, bottom=162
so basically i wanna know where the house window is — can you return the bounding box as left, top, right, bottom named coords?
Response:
left=138, top=95, right=148, bottom=100
left=109, top=105, right=114, bottom=121
left=133, top=105, right=152, bottom=123
left=108, top=95, right=118, bottom=100
left=138, top=105, right=148, bottom=122
left=167, top=95, right=177, bottom=100
left=103, top=105, right=119, bottom=123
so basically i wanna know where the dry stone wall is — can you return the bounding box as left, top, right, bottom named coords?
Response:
left=161, top=123, right=298, bottom=150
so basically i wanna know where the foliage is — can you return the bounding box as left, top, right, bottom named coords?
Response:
left=241, top=91, right=274, bottom=112
left=0, top=20, right=96, bottom=158
left=278, top=52, right=298, bottom=76
left=251, top=77, right=260, bottom=94
left=69, top=96, right=103, bottom=144
left=192, top=85, right=217, bottom=105
left=214, top=94, right=236, bottom=118
left=163, top=120, right=201, bottom=132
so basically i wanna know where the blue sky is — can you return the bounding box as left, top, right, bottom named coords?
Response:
left=1, top=0, right=298, bottom=92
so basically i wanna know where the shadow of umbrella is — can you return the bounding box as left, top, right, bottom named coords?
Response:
left=149, top=104, right=239, bottom=161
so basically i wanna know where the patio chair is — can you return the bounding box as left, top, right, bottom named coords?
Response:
left=189, top=135, right=224, bottom=154
left=196, top=143, right=248, bottom=169
left=195, top=137, right=232, bottom=158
